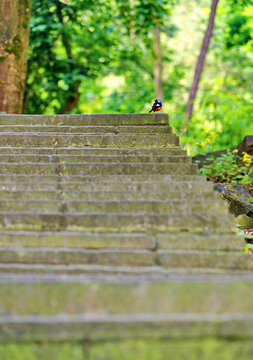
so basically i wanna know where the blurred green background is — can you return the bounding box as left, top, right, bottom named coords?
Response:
left=24, top=0, right=253, bottom=155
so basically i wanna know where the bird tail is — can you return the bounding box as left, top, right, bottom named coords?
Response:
left=148, top=109, right=152, bottom=113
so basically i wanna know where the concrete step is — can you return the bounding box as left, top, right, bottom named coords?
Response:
left=0, top=263, right=251, bottom=277
left=0, top=230, right=242, bottom=251
left=0, top=248, right=250, bottom=270
left=0, top=211, right=237, bottom=232
left=0, top=199, right=227, bottom=214
left=0, top=268, right=252, bottom=342
left=0, top=174, right=206, bottom=183
left=156, top=232, right=243, bottom=251
left=0, top=133, right=179, bottom=148
left=0, top=125, right=172, bottom=134
left=0, top=312, right=252, bottom=343
left=0, top=162, right=198, bottom=175
left=158, top=250, right=252, bottom=270
left=0, top=276, right=252, bottom=320
left=0, top=189, right=217, bottom=201
left=0, top=146, right=187, bottom=156
left=0, top=247, right=156, bottom=267
left=0, top=247, right=252, bottom=270
left=0, top=231, right=155, bottom=250
left=0, top=154, right=191, bottom=164
left=0, top=113, right=169, bottom=126
left=0, top=179, right=211, bottom=192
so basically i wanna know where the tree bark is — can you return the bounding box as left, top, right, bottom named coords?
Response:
left=56, top=1, right=81, bottom=114
left=129, top=0, right=135, bottom=40
left=185, top=0, right=219, bottom=125
left=153, top=25, right=163, bottom=101
left=58, top=80, right=81, bottom=114
left=0, top=0, right=32, bottom=113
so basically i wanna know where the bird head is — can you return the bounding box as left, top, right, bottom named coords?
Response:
left=154, top=99, right=162, bottom=105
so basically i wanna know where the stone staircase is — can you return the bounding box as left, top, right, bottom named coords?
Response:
left=0, top=114, right=252, bottom=355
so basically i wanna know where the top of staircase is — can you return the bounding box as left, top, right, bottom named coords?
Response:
left=0, top=113, right=169, bottom=126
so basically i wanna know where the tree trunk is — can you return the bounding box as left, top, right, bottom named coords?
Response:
left=0, top=0, right=32, bottom=114
left=185, top=0, right=219, bottom=125
left=154, top=25, right=163, bottom=101
left=56, top=1, right=80, bottom=114
left=129, top=0, right=135, bottom=40
left=58, top=80, right=81, bottom=114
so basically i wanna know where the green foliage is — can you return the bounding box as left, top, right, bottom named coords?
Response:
left=173, top=0, right=253, bottom=155
left=134, top=0, right=174, bottom=33
left=25, top=0, right=120, bottom=114
left=25, top=0, right=253, bottom=157
left=198, top=150, right=253, bottom=184
left=226, top=14, right=251, bottom=48
left=25, top=0, right=175, bottom=115
left=176, top=90, right=253, bottom=155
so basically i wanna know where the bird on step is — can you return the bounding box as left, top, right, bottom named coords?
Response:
left=149, top=99, right=162, bottom=113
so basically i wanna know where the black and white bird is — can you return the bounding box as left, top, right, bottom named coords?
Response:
left=149, top=99, right=162, bottom=113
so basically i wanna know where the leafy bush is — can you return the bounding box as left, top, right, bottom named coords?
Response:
left=198, top=150, right=253, bottom=185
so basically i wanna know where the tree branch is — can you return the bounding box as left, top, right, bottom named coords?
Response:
left=184, top=0, right=219, bottom=128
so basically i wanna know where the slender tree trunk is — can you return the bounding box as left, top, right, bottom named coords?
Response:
left=185, top=0, right=219, bottom=125
left=58, top=80, right=81, bottom=114
left=0, top=0, right=32, bottom=113
left=130, top=0, right=135, bottom=40
left=56, top=1, right=81, bottom=114
left=154, top=25, right=163, bottom=101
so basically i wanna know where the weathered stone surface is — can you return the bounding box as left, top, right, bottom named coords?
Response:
left=0, top=154, right=191, bottom=164
left=0, top=230, right=241, bottom=251
left=0, top=113, right=169, bottom=126
left=0, top=280, right=253, bottom=328
left=0, top=211, right=238, bottom=233
left=0, top=248, right=250, bottom=270
left=0, top=279, right=253, bottom=315
left=0, top=174, right=207, bottom=183
left=0, top=231, right=156, bottom=250
left=214, top=183, right=253, bottom=217
left=0, top=263, right=251, bottom=276
left=0, top=313, right=253, bottom=343
left=0, top=162, right=198, bottom=175
left=0, top=182, right=212, bottom=194
left=0, top=199, right=227, bottom=213
left=0, top=189, right=218, bottom=201
left=236, top=214, right=253, bottom=230
left=0, top=147, right=187, bottom=155
left=0, top=248, right=157, bottom=266
left=0, top=133, right=180, bottom=148
left=0, top=113, right=251, bottom=346
left=159, top=250, right=252, bottom=270
left=156, top=233, right=243, bottom=251
left=0, top=125, right=173, bottom=134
